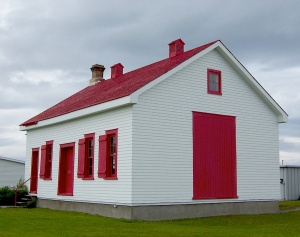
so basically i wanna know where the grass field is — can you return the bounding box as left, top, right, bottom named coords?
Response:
left=279, top=200, right=300, bottom=210
left=0, top=201, right=300, bottom=237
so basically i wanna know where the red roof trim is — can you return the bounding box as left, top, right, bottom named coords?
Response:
left=20, top=40, right=218, bottom=127
left=22, top=121, right=38, bottom=126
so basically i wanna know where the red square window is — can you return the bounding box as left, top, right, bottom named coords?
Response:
left=207, top=69, right=222, bottom=95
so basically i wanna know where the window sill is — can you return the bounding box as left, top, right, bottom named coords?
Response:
left=103, top=177, right=118, bottom=180
left=57, top=193, right=73, bottom=196
left=82, top=177, right=94, bottom=180
left=207, top=91, right=222, bottom=95
left=43, top=178, right=52, bottom=180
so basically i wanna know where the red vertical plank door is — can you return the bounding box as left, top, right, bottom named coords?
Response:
left=30, top=149, right=39, bottom=193
left=65, top=147, right=74, bottom=194
left=58, top=144, right=74, bottom=195
left=193, top=112, right=237, bottom=199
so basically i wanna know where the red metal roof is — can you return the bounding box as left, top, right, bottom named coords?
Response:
left=21, top=40, right=218, bottom=126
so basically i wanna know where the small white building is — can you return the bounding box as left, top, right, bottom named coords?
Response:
left=280, top=166, right=300, bottom=201
left=0, top=156, right=25, bottom=187
left=20, top=39, right=288, bottom=220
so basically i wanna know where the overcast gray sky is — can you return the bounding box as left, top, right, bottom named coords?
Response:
left=0, top=0, right=299, bottom=165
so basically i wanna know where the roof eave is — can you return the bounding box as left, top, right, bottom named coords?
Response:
left=215, top=41, right=288, bottom=123
left=19, top=95, right=136, bottom=131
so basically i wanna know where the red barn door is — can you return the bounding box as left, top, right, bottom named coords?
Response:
left=193, top=112, right=237, bottom=199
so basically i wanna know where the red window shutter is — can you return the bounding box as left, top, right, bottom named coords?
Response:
left=98, top=135, right=107, bottom=178
left=40, top=145, right=46, bottom=178
left=77, top=138, right=86, bottom=178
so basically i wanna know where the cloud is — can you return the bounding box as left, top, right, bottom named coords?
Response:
left=0, top=69, right=87, bottom=110
left=247, top=64, right=300, bottom=118
left=0, top=0, right=300, bottom=165
left=280, top=151, right=300, bottom=166
left=10, top=69, right=72, bottom=85
left=280, top=135, right=300, bottom=157
left=281, top=136, right=300, bottom=146
left=279, top=119, right=300, bottom=165
left=0, top=3, right=12, bottom=31
left=0, top=109, right=28, bottom=160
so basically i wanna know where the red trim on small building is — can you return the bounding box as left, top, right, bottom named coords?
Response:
left=207, top=69, right=222, bottom=95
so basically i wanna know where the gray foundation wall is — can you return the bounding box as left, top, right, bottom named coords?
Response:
left=37, top=199, right=279, bottom=221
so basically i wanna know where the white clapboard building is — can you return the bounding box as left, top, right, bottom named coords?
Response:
left=20, top=39, right=288, bottom=220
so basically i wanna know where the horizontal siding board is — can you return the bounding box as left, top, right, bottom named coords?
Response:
left=0, top=160, right=25, bottom=187
left=25, top=106, right=133, bottom=204
left=132, top=49, right=280, bottom=204
left=24, top=48, right=281, bottom=206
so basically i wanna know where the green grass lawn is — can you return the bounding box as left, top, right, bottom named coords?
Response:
left=279, top=200, right=300, bottom=210
left=1, top=201, right=300, bottom=237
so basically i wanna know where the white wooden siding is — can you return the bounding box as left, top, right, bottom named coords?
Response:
left=132, top=49, right=280, bottom=204
left=24, top=48, right=281, bottom=206
left=25, top=105, right=133, bottom=205
left=0, top=159, right=25, bottom=187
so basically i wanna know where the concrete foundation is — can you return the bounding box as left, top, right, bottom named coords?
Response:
left=37, top=199, right=279, bottom=221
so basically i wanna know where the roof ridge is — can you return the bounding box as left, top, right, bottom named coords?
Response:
left=121, top=40, right=219, bottom=77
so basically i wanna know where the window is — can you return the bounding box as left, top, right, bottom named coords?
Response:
left=107, top=130, right=117, bottom=177
left=86, top=137, right=94, bottom=176
left=98, top=129, right=118, bottom=180
left=77, top=133, right=95, bottom=179
left=207, top=69, right=222, bottom=95
left=40, top=140, right=53, bottom=180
